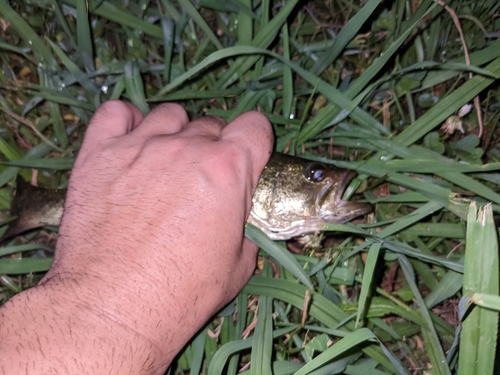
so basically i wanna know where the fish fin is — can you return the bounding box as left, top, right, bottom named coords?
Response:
left=0, top=176, right=44, bottom=242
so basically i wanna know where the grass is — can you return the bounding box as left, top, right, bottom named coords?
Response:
left=0, top=0, right=500, bottom=374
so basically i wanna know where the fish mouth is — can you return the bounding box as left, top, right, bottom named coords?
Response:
left=319, top=170, right=373, bottom=223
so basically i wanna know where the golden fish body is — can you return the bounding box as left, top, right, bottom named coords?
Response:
left=1, top=153, right=372, bottom=241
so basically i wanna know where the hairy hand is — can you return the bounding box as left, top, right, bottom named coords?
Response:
left=0, top=100, right=273, bottom=374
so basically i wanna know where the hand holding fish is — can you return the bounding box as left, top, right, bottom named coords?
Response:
left=0, top=100, right=274, bottom=374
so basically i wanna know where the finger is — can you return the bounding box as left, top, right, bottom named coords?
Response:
left=179, top=116, right=226, bottom=139
left=84, top=100, right=144, bottom=145
left=132, top=103, right=189, bottom=138
left=221, top=111, right=274, bottom=188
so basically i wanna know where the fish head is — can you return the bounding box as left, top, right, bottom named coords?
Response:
left=249, top=153, right=373, bottom=240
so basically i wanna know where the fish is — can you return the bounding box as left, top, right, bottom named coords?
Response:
left=0, top=153, right=372, bottom=242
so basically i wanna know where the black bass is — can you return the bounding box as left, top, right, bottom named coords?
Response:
left=1, top=153, right=372, bottom=241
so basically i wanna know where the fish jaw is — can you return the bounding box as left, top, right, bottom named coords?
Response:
left=318, top=170, right=373, bottom=223
left=319, top=199, right=373, bottom=223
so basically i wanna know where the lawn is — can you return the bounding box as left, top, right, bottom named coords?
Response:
left=0, top=0, right=499, bottom=374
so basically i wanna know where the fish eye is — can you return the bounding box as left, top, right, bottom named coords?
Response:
left=305, top=163, right=326, bottom=182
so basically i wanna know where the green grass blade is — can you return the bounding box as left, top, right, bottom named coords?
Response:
left=0, top=258, right=53, bottom=274
left=250, top=262, right=273, bottom=375
left=394, top=56, right=500, bottom=147
left=0, top=40, right=36, bottom=63
left=38, top=69, right=69, bottom=148
left=356, top=243, right=381, bottom=327
left=77, top=0, right=95, bottom=71
left=245, top=223, right=313, bottom=289
left=297, top=3, right=438, bottom=144
left=311, top=0, right=382, bottom=74
left=216, top=0, right=300, bottom=89
left=0, top=137, right=22, bottom=161
left=470, top=293, right=500, bottom=311
left=161, top=17, right=175, bottom=83
left=401, top=223, right=465, bottom=239
left=424, top=270, right=463, bottom=308
left=375, top=201, right=443, bottom=238
left=0, top=243, right=54, bottom=257
left=124, top=61, right=149, bottom=115
left=63, top=0, right=163, bottom=38
left=46, top=38, right=98, bottom=94
left=292, top=329, right=378, bottom=375
left=0, top=0, right=57, bottom=68
left=207, top=326, right=298, bottom=375
left=47, top=0, right=77, bottom=49
left=281, top=22, right=293, bottom=119
left=458, top=203, right=499, bottom=375
left=419, top=38, right=500, bottom=91
left=237, top=0, right=253, bottom=45
left=398, top=255, right=451, bottom=375
left=243, top=277, right=400, bottom=373
left=189, top=329, right=207, bottom=375
left=24, top=90, right=95, bottom=111
left=178, top=0, right=223, bottom=50
left=2, top=158, right=75, bottom=170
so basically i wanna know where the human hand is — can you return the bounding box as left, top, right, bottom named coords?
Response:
left=0, top=100, right=273, bottom=374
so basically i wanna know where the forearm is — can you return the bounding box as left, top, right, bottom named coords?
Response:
left=0, top=281, right=174, bottom=375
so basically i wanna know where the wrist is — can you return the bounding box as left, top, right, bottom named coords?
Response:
left=0, top=281, right=172, bottom=374
left=40, top=260, right=203, bottom=361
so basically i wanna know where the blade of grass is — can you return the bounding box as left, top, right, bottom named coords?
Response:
left=47, top=0, right=77, bottom=49
left=161, top=17, right=175, bottom=83
left=424, top=270, right=463, bottom=308
left=250, top=261, right=273, bottom=375
left=62, top=0, right=163, bottom=38
left=0, top=0, right=57, bottom=68
left=77, top=0, right=95, bottom=71
left=321, top=222, right=464, bottom=272
left=189, top=330, right=207, bottom=375
left=38, top=68, right=69, bottom=148
left=401, top=223, right=465, bottom=239
left=458, top=202, right=499, bottom=375
left=0, top=258, right=53, bottom=274
left=281, top=22, right=293, bottom=119
left=216, top=0, right=300, bottom=89
left=311, top=0, right=383, bottom=75
left=207, top=326, right=299, bottom=375
left=394, top=56, right=500, bottom=147
left=45, top=39, right=98, bottom=95
left=0, top=243, right=54, bottom=257
left=293, top=328, right=407, bottom=375
left=297, top=3, right=439, bottom=144
left=470, top=293, right=500, bottom=311
left=243, top=277, right=401, bottom=373
left=178, top=0, right=223, bottom=50
left=356, top=243, right=381, bottom=328
left=2, top=158, right=75, bottom=170
left=124, top=61, right=149, bottom=115
left=398, top=255, right=451, bottom=375
left=245, top=223, right=313, bottom=289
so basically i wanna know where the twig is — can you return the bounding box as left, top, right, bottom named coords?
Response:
left=0, top=107, right=64, bottom=152
left=434, top=0, right=484, bottom=138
